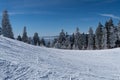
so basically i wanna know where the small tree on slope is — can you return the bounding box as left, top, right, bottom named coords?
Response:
left=22, top=26, right=28, bottom=43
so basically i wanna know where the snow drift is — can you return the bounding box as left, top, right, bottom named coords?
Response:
left=0, top=36, right=120, bottom=80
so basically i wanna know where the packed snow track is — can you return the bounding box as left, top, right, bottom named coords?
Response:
left=0, top=36, right=120, bottom=80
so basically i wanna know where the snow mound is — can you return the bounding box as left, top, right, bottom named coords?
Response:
left=0, top=36, right=120, bottom=80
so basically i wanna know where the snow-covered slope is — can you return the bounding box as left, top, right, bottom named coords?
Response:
left=0, top=36, right=120, bottom=80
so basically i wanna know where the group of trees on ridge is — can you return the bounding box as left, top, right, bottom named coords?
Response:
left=0, top=10, right=120, bottom=50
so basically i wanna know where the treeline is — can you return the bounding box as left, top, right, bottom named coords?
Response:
left=54, top=19, right=120, bottom=50
left=0, top=10, right=120, bottom=50
left=17, top=26, right=46, bottom=46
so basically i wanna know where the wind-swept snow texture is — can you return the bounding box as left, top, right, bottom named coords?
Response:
left=0, top=36, right=120, bottom=80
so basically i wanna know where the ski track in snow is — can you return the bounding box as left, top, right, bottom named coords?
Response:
left=0, top=36, right=120, bottom=80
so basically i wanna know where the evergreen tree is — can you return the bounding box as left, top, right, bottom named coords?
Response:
left=73, top=27, right=82, bottom=50
left=17, top=35, right=22, bottom=41
left=40, top=38, right=45, bottom=46
left=22, top=26, right=28, bottom=43
left=58, top=29, right=66, bottom=43
left=95, top=22, right=103, bottom=49
left=33, top=32, right=40, bottom=45
left=81, top=33, right=87, bottom=50
left=64, top=35, right=71, bottom=49
left=105, top=18, right=116, bottom=48
left=85, top=34, right=88, bottom=49
left=105, top=21, right=110, bottom=48
left=58, top=29, right=66, bottom=48
left=54, top=41, right=61, bottom=48
left=102, top=27, right=108, bottom=49
left=109, top=25, right=117, bottom=48
left=93, top=34, right=96, bottom=49
left=87, top=27, right=94, bottom=50
left=117, top=21, right=120, bottom=40
left=2, top=10, right=14, bottom=39
left=70, top=33, right=75, bottom=49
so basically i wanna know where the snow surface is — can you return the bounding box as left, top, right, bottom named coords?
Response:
left=0, top=36, right=120, bottom=80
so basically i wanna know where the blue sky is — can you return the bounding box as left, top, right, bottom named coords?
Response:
left=0, top=0, right=120, bottom=37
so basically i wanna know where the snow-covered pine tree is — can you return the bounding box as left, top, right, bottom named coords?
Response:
left=105, top=21, right=110, bottom=48
left=64, top=34, right=71, bottom=49
left=73, top=27, right=79, bottom=49
left=81, top=33, right=87, bottom=50
left=58, top=29, right=66, bottom=49
left=54, top=41, right=61, bottom=48
left=95, top=22, right=103, bottom=49
left=73, top=27, right=82, bottom=50
left=106, top=18, right=116, bottom=48
left=87, top=27, right=94, bottom=50
left=109, top=26, right=117, bottom=48
left=33, top=32, right=40, bottom=45
left=102, top=27, right=108, bottom=49
left=70, top=33, right=75, bottom=49
left=22, top=26, right=28, bottom=43
left=117, top=21, right=120, bottom=40
left=2, top=10, right=14, bottom=39
left=59, top=29, right=66, bottom=43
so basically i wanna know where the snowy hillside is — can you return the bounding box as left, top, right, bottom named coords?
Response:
left=0, top=36, right=120, bottom=80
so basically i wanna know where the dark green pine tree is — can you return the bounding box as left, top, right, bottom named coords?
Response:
left=33, top=32, right=40, bottom=45
left=22, top=26, right=28, bottom=43
left=17, top=35, right=22, bottom=41
left=2, top=10, right=14, bottom=39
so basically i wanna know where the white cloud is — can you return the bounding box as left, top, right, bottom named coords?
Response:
left=99, top=14, right=120, bottom=20
left=0, top=11, right=54, bottom=16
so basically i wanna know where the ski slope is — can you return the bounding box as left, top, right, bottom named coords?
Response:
left=0, top=36, right=120, bottom=80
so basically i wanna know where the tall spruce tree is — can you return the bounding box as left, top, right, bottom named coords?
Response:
left=64, top=34, right=71, bottom=49
left=70, top=33, right=75, bottom=49
left=2, top=10, right=14, bottom=39
left=81, top=33, right=87, bottom=50
left=73, top=27, right=82, bottom=50
left=102, top=27, right=108, bottom=49
left=106, top=18, right=116, bottom=48
left=58, top=29, right=66, bottom=48
left=22, top=26, right=28, bottom=43
left=87, top=27, right=94, bottom=50
left=59, top=29, right=66, bottom=43
left=95, top=22, right=103, bottom=49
